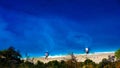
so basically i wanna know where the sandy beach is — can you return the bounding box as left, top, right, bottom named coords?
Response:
left=30, top=52, right=115, bottom=64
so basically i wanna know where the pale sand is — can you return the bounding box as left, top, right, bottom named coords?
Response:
left=29, top=53, right=115, bottom=64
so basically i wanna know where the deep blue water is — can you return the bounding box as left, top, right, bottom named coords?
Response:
left=0, top=0, right=120, bottom=57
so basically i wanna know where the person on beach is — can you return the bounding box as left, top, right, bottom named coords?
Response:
left=45, top=51, right=49, bottom=59
left=70, top=52, right=77, bottom=63
left=85, top=48, right=89, bottom=54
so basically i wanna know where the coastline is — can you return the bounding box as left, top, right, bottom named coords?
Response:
left=25, top=51, right=115, bottom=64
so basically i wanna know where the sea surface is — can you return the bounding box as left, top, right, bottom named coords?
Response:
left=0, top=0, right=120, bottom=57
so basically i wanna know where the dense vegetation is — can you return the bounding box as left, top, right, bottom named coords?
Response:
left=0, top=47, right=120, bottom=68
left=115, top=49, right=120, bottom=60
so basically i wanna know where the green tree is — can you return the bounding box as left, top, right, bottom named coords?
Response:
left=98, top=58, right=115, bottom=68
left=18, top=61, right=34, bottom=68
left=60, top=60, right=67, bottom=68
left=3, top=47, right=21, bottom=63
left=115, top=49, right=120, bottom=60
left=83, top=59, right=96, bottom=68
left=84, top=59, right=93, bottom=65
left=0, top=46, right=22, bottom=68
left=46, top=60, right=60, bottom=68
left=35, top=61, right=45, bottom=68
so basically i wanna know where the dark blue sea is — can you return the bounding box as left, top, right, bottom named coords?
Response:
left=0, top=0, right=120, bottom=57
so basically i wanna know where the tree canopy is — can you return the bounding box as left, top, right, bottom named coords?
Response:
left=0, top=46, right=22, bottom=64
left=115, top=49, right=120, bottom=60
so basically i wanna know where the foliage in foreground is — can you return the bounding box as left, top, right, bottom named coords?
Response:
left=0, top=47, right=120, bottom=68
left=115, top=49, right=120, bottom=60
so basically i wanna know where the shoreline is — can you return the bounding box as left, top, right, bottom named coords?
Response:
left=25, top=52, right=115, bottom=64
left=23, top=51, right=115, bottom=58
